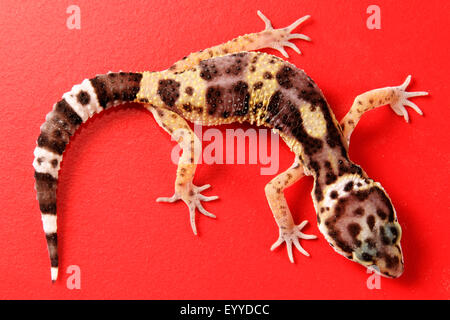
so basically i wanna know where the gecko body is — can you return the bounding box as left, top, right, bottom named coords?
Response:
left=34, top=11, right=427, bottom=281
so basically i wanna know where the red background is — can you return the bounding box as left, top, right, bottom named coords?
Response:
left=0, top=0, right=449, bottom=299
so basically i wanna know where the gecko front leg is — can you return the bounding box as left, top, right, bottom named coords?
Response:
left=148, top=106, right=218, bottom=235
left=265, top=158, right=317, bottom=263
left=341, top=75, right=428, bottom=143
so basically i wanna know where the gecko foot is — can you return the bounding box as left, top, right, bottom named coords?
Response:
left=390, top=75, right=429, bottom=123
left=257, top=10, right=311, bottom=58
left=156, top=183, right=219, bottom=235
left=270, top=220, right=317, bottom=263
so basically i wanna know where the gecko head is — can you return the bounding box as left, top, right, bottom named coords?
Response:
left=317, top=174, right=404, bottom=278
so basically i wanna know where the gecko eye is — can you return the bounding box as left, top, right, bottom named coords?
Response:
left=379, top=222, right=401, bottom=246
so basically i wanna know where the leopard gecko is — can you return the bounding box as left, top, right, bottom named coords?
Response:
left=33, top=11, right=428, bottom=282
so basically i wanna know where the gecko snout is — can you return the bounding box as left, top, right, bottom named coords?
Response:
left=353, top=218, right=404, bottom=278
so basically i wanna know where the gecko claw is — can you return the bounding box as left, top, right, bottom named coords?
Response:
left=391, top=75, right=428, bottom=123
left=257, top=10, right=311, bottom=58
left=270, top=220, right=317, bottom=263
left=157, top=183, right=219, bottom=235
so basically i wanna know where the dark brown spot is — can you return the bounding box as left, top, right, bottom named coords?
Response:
left=185, top=86, right=194, bottom=96
left=276, top=66, right=295, bottom=89
left=344, top=181, right=354, bottom=192
left=264, top=72, right=273, bottom=79
left=325, top=172, right=337, bottom=185
left=367, top=215, right=375, bottom=230
left=348, top=223, right=361, bottom=239
left=376, top=208, right=387, bottom=220
left=77, top=90, right=90, bottom=105
left=330, top=191, right=338, bottom=199
left=253, top=81, right=263, bottom=90
left=355, top=189, right=371, bottom=201
left=384, top=253, right=400, bottom=269
left=183, top=104, right=192, bottom=112
left=157, top=79, right=181, bottom=107
left=354, top=207, right=365, bottom=216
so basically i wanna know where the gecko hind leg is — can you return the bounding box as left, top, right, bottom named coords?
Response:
left=265, top=158, right=317, bottom=263
left=148, top=106, right=218, bottom=235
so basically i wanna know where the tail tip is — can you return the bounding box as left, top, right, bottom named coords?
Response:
left=51, top=267, right=58, bottom=282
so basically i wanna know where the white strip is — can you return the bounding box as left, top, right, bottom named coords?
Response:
left=62, top=79, right=102, bottom=122
left=42, top=214, right=57, bottom=233
left=51, top=267, right=58, bottom=281
left=80, top=78, right=102, bottom=116
left=33, top=146, right=63, bottom=179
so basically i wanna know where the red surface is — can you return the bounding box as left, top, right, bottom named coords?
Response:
left=0, top=0, right=449, bottom=299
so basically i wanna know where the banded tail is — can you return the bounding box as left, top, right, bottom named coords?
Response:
left=33, top=72, right=143, bottom=282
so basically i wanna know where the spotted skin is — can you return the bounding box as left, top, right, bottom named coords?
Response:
left=34, top=11, right=427, bottom=282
